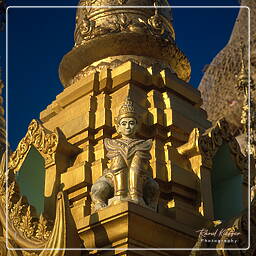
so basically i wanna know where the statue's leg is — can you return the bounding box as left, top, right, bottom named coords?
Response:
left=91, top=175, right=113, bottom=211
left=128, top=155, right=146, bottom=205
left=129, top=167, right=146, bottom=206
left=109, top=168, right=128, bottom=205
left=143, top=177, right=160, bottom=211
left=113, top=169, right=128, bottom=198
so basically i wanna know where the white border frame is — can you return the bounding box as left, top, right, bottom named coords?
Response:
left=5, top=5, right=251, bottom=252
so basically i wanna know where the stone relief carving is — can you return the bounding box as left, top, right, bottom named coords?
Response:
left=91, top=97, right=160, bottom=211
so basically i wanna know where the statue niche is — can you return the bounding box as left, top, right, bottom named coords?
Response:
left=91, top=97, right=159, bottom=211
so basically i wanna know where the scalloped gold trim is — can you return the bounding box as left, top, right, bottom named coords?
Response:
left=8, top=119, right=58, bottom=171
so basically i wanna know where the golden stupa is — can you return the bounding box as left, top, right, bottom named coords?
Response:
left=0, top=1, right=255, bottom=256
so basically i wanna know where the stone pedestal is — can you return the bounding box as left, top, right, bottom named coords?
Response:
left=76, top=201, right=198, bottom=255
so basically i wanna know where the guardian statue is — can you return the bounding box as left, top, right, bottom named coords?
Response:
left=91, top=97, right=159, bottom=211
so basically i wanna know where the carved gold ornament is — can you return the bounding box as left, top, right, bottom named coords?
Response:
left=0, top=153, right=81, bottom=255
left=0, top=153, right=51, bottom=248
left=9, top=119, right=58, bottom=171
left=198, top=119, right=247, bottom=173
left=60, top=0, right=191, bottom=87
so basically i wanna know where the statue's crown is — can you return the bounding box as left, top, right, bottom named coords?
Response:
left=115, top=97, right=137, bottom=123
left=119, top=97, right=136, bottom=115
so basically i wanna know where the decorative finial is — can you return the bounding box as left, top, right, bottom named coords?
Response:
left=236, top=18, right=255, bottom=94
left=236, top=58, right=250, bottom=94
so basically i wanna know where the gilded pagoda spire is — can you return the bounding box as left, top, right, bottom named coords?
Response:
left=199, top=0, right=256, bottom=130
left=59, top=0, right=191, bottom=87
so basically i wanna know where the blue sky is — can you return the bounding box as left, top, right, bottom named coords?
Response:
left=0, top=0, right=240, bottom=150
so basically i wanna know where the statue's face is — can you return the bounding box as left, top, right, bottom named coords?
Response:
left=117, top=117, right=137, bottom=138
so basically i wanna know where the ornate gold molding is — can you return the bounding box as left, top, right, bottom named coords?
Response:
left=0, top=153, right=82, bottom=255
left=0, top=153, right=51, bottom=249
left=59, top=0, right=191, bottom=87
left=9, top=119, right=58, bottom=171
left=199, top=119, right=248, bottom=177
left=75, top=0, right=175, bottom=47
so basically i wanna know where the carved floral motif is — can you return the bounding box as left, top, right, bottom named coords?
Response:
left=19, top=206, right=35, bottom=239
left=76, top=13, right=174, bottom=47
left=35, top=214, right=51, bottom=241
left=75, top=0, right=175, bottom=47
left=9, top=197, right=24, bottom=228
